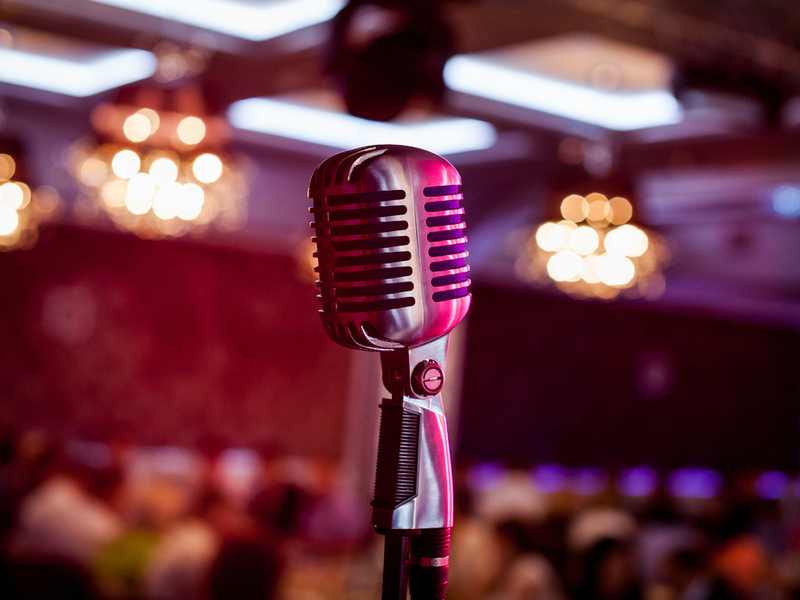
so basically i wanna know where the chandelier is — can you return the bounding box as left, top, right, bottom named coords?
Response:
left=517, top=192, right=667, bottom=300
left=0, top=151, right=62, bottom=251
left=71, top=85, right=248, bottom=240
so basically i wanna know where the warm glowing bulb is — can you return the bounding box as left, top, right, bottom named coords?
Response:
left=177, top=116, right=206, bottom=145
left=535, top=222, right=565, bottom=252
left=80, top=157, right=108, bottom=187
left=125, top=194, right=152, bottom=215
left=177, top=183, right=204, bottom=220
left=597, top=253, right=635, bottom=287
left=609, top=196, right=633, bottom=224
left=547, top=250, right=582, bottom=282
left=153, top=182, right=182, bottom=219
left=0, top=154, right=15, bottom=180
left=138, top=108, right=160, bottom=134
left=111, top=150, right=141, bottom=179
left=123, top=112, right=153, bottom=142
left=149, top=157, right=179, bottom=185
left=605, top=224, right=645, bottom=257
left=580, top=254, right=601, bottom=283
left=102, top=180, right=128, bottom=208
left=193, top=153, right=223, bottom=183
left=561, top=194, right=588, bottom=222
left=0, top=182, right=23, bottom=210
left=126, top=172, right=156, bottom=206
left=569, top=225, right=599, bottom=255
left=629, top=229, right=649, bottom=257
left=0, top=205, right=19, bottom=235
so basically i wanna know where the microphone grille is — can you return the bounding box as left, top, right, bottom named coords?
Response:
left=422, top=184, right=469, bottom=303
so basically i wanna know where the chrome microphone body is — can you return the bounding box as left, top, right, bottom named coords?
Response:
left=308, top=145, right=471, bottom=599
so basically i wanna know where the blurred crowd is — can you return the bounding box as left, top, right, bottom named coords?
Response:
left=2, top=428, right=800, bottom=600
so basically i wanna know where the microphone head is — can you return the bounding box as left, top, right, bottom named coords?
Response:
left=308, top=145, right=471, bottom=351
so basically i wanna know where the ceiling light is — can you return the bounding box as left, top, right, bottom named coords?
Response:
left=444, top=55, right=682, bottom=131
left=88, top=0, right=346, bottom=41
left=0, top=46, right=156, bottom=97
left=227, top=97, right=497, bottom=155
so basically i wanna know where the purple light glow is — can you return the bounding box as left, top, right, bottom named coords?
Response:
left=531, top=464, right=568, bottom=494
left=755, top=471, right=788, bottom=500
left=569, top=467, right=609, bottom=496
left=666, top=468, right=724, bottom=499
left=616, top=467, right=659, bottom=497
left=467, top=462, right=508, bottom=492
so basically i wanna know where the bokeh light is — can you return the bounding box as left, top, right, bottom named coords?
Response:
left=605, top=224, right=647, bottom=257
left=609, top=196, right=633, bottom=224
left=0, top=154, right=15, bottom=180
left=153, top=182, right=182, bottom=219
left=772, top=185, right=800, bottom=219
left=149, top=157, right=179, bottom=185
left=177, top=183, right=204, bottom=221
left=570, top=225, right=599, bottom=255
left=0, top=205, right=19, bottom=235
left=597, top=253, right=635, bottom=287
left=73, top=102, right=248, bottom=240
left=193, top=153, right=223, bottom=183
left=80, top=157, right=108, bottom=187
left=0, top=182, right=24, bottom=210
left=561, top=194, right=588, bottom=222
left=123, top=112, right=153, bottom=142
left=536, top=222, right=566, bottom=252
left=521, top=191, right=662, bottom=299
left=111, top=150, right=141, bottom=179
left=547, top=250, right=582, bottom=282
left=177, top=116, right=206, bottom=145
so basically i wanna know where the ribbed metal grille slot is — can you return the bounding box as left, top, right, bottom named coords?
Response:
left=372, top=405, right=420, bottom=510
left=311, top=189, right=415, bottom=313
left=422, top=187, right=470, bottom=302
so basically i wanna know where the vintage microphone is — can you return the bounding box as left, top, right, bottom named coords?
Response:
left=308, top=145, right=471, bottom=599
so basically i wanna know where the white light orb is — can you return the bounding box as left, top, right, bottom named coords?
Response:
left=138, top=108, right=160, bottom=134
left=153, top=182, right=182, bottom=220
left=177, top=116, right=206, bottom=145
left=192, top=153, right=223, bottom=184
left=547, top=250, right=582, bottom=282
left=580, top=254, right=601, bottom=284
left=123, top=113, right=152, bottom=142
left=102, top=180, right=128, bottom=208
left=80, top=157, right=108, bottom=187
left=597, top=253, right=635, bottom=287
left=569, top=225, right=599, bottom=255
left=605, top=225, right=645, bottom=257
left=111, top=150, right=141, bottom=179
left=535, top=222, right=565, bottom=252
left=128, top=173, right=156, bottom=204
left=125, top=192, right=153, bottom=215
left=0, top=182, right=24, bottom=210
left=149, top=157, right=179, bottom=186
left=177, top=183, right=204, bottom=221
left=0, top=205, right=18, bottom=235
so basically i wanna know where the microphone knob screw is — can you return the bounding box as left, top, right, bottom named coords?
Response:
left=411, top=360, right=445, bottom=397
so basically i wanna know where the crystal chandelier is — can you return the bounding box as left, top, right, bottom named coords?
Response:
left=71, top=85, right=248, bottom=240
left=517, top=192, right=667, bottom=300
left=0, top=151, right=62, bottom=251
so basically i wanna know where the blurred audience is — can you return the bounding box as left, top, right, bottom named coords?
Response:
left=3, top=428, right=800, bottom=600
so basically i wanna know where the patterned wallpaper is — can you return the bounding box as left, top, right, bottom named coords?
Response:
left=0, top=226, right=352, bottom=456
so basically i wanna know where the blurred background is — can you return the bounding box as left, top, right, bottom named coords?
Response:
left=0, top=1, right=799, bottom=599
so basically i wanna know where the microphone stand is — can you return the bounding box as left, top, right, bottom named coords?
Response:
left=372, top=336, right=454, bottom=600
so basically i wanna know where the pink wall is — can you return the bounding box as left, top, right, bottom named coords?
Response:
left=0, top=226, right=351, bottom=456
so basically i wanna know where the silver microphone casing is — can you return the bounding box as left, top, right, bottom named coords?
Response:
left=308, top=145, right=471, bottom=531
left=308, top=144, right=470, bottom=352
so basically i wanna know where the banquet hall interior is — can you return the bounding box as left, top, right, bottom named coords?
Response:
left=0, top=1, right=799, bottom=599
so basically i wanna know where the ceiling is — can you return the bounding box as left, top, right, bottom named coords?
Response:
left=1, top=0, right=799, bottom=329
